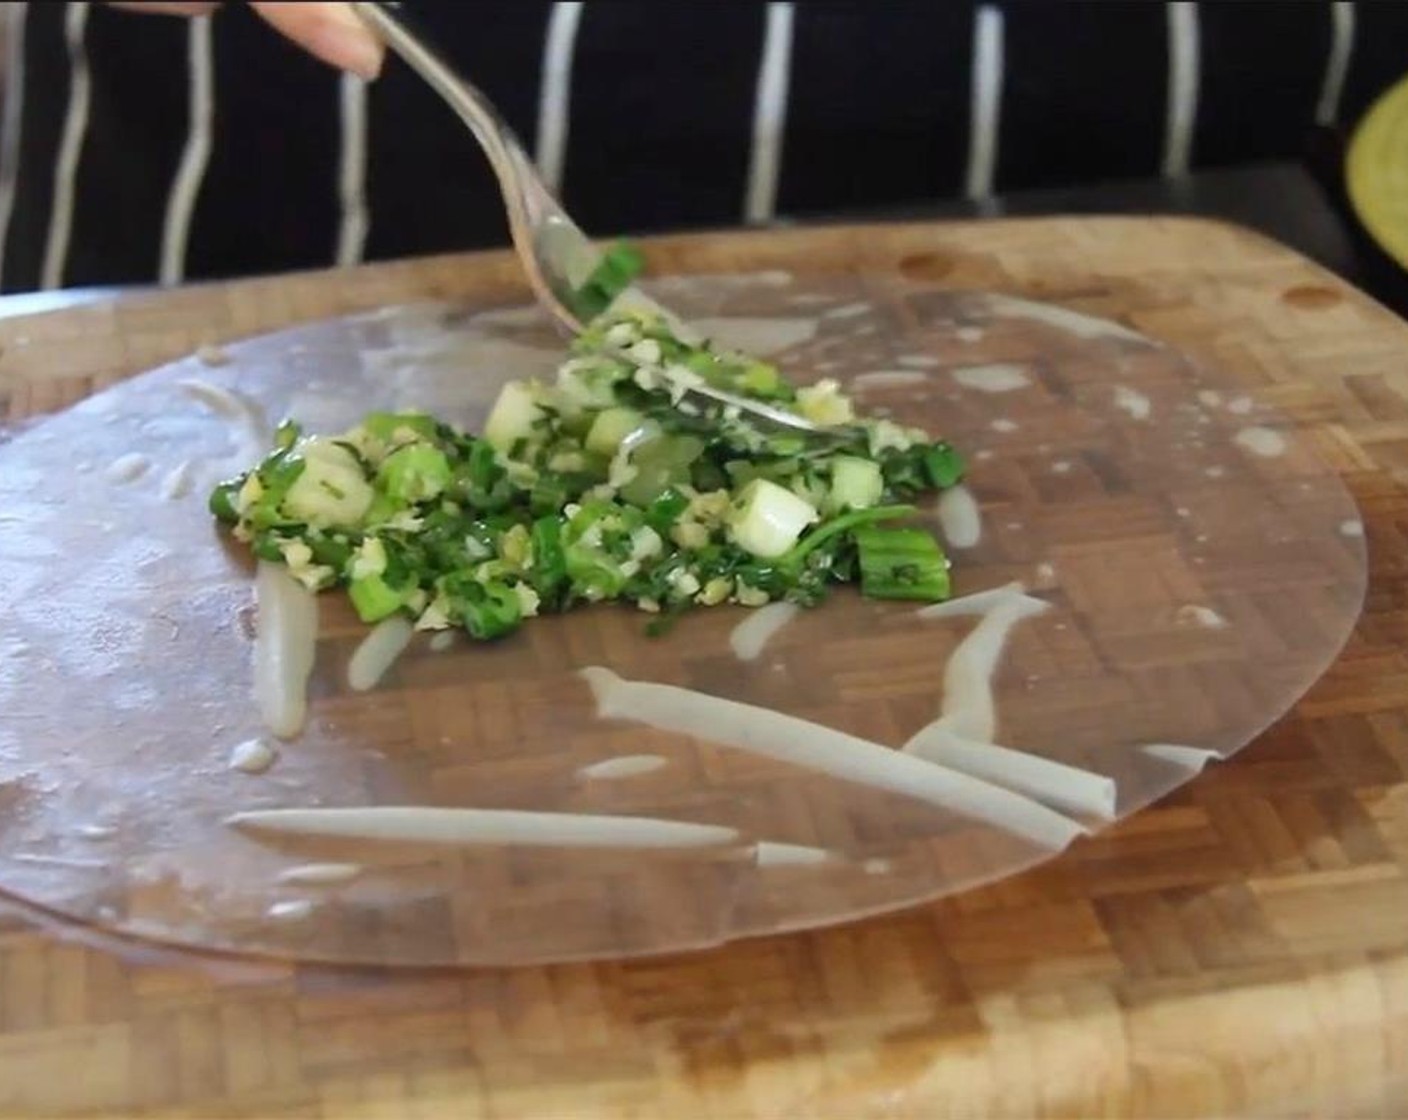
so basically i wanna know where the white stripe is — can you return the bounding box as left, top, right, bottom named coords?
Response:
left=1316, top=2, right=1356, bottom=127
left=335, top=72, right=370, bottom=267
left=534, top=1, right=583, bottom=194
left=158, top=16, right=214, bottom=286
left=1161, top=2, right=1200, bottom=178
left=743, top=2, right=794, bottom=223
left=0, top=1, right=30, bottom=289
left=964, top=5, right=1005, bottom=201
left=40, top=1, right=92, bottom=291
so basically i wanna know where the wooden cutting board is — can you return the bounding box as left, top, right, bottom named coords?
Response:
left=2, top=216, right=1407, bottom=1118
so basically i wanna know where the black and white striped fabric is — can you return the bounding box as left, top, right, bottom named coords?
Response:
left=0, top=0, right=1404, bottom=293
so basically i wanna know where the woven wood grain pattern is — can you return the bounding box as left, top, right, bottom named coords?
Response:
left=0, top=217, right=1406, bottom=1117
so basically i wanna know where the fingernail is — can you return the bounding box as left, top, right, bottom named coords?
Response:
left=317, top=7, right=385, bottom=80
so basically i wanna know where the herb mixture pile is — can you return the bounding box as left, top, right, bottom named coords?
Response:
left=211, top=305, right=963, bottom=641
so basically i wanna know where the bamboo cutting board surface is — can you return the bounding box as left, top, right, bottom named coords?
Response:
left=1, top=216, right=1407, bottom=1117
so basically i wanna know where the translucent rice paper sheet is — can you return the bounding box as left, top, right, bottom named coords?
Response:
left=0, top=273, right=1365, bottom=965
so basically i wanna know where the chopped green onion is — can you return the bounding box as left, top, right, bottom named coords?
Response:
left=570, top=241, right=645, bottom=323
left=349, top=573, right=407, bottom=622
left=439, top=574, right=521, bottom=639
left=853, top=525, right=951, bottom=601
left=529, top=515, right=568, bottom=606
left=784, top=504, right=915, bottom=568
left=273, top=419, right=302, bottom=451
left=377, top=444, right=451, bottom=504
left=644, top=488, right=690, bottom=533
left=209, top=478, right=241, bottom=524
left=923, top=442, right=965, bottom=488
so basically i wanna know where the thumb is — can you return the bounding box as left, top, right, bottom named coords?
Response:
left=250, top=2, right=385, bottom=80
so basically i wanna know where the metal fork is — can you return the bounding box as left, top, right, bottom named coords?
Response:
left=350, top=2, right=835, bottom=438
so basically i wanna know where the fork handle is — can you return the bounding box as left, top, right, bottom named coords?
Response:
left=350, top=3, right=529, bottom=182
left=350, top=2, right=577, bottom=328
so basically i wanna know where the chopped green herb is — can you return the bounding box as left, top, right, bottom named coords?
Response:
left=854, top=525, right=951, bottom=600
left=570, top=241, right=646, bottom=323
left=211, top=305, right=964, bottom=638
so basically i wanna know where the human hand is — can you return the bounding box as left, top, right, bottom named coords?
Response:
left=106, top=3, right=385, bottom=80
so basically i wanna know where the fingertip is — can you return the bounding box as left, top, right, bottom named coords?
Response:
left=252, top=2, right=386, bottom=79
left=327, top=31, right=385, bottom=82
left=313, top=7, right=386, bottom=81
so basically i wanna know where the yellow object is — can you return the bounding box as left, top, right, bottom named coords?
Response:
left=1347, top=74, right=1408, bottom=270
